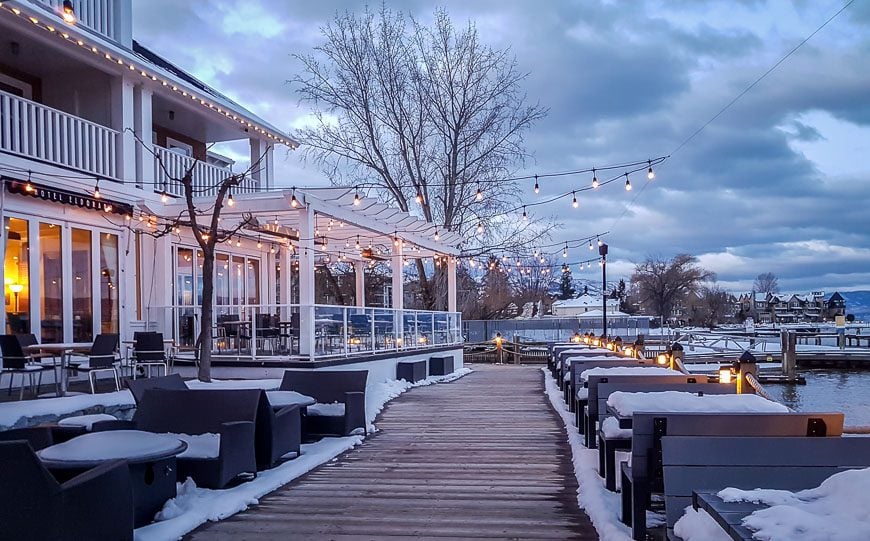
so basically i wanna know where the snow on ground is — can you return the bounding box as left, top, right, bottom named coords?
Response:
left=184, top=378, right=282, bottom=390
left=0, top=390, right=135, bottom=430
left=673, top=507, right=732, bottom=541
left=541, top=366, right=639, bottom=541
left=134, top=367, right=472, bottom=540
left=607, top=391, right=789, bottom=416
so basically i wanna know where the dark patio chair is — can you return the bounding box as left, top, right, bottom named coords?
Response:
left=68, top=333, right=121, bottom=393
left=131, top=332, right=169, bottom=379
left=134, top=389, right=258, bottom=488
left=0, top=334, right=53, bottom=399
left=0, top=440, right=134, bottom=540
left=125, top=373, right=187, bottom=404
left=0, top=426, right=54, bottom=451
left=280, top=370, right=368, bottom=438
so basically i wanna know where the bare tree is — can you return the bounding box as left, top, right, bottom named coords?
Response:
left=698, top=284, right=730, bottom=328
left=753, top=272, right=779, bottom=295
left=479, top=257, right=515, bottom=319
left=292, top=6, right=547, bottom=309
left=630, top=254, right=715, bottom=319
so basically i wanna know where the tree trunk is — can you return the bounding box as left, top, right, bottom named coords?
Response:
left=197, top=249, right=215, bottom=382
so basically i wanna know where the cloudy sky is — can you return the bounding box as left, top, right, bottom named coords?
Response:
left=133, top=0, right=870, bottom=293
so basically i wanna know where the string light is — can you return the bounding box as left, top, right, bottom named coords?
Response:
left=475, top=187, right=483, bottom=201
left=257, top=237, right=262, bottom=249
left=647, top=160, right=655, bottom=180
left=160, top=191, right=169, bottom=204
left=598, top=237, right=603, bottom=247
left=434, top=229, right=440, bottom=241
left=355, top=236, right=361, bottom=250
left=572, top=191, right=578, bottom=208
left=476, top=222, right=484, bottom=234
left=353, top=187, right=361, bottom=206
left=533, top=174, right=539, bottom=194
left=522, top=206, right=528, bottom=221
left=588, top=240, right=594, bottom=250
left=415, top=190, right=424, bottom=204
left=93, top=179, right=101, bottom=199
left=290, top=191, right=299, bottom=208
left=61, top=0, right=76, bottom=24
left=624, top=173, right=632, bottom=191
left=592, top=168, right=599, bottom=189
left=25, top=171, right=35, bottom=193
left=235, top=237, right=241, bottom=247
left=227, top=191, right=234, bottom=206
left=562, top=245, right=568, bottom=258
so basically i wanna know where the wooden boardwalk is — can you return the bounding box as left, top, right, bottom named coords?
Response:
left=187, top=365, right=597, bottom=540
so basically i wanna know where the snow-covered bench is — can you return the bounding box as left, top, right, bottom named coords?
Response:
left=667, top=435, right=867, bottom=541
left=564, top=356, right=636, bottom=408
left=622, top=412, right=844, bottom=541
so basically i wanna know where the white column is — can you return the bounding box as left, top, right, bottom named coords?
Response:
left=249, top=138, right=263, bottom=184
left=447, top=256, right=457, bottom=312
left=354, top=260, right=366, bottom=307
left=391, top=242, right=404, bottom=310
left=263, top=143, right=274, bottom=188
left=133, top=85, right=154, bottom=190
left=297, top=206, right=316, bottom=359
left=111, top=76, right=135, bottom=184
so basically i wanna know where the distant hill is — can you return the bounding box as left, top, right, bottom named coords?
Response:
left=841, top=290, right=870, bottom=321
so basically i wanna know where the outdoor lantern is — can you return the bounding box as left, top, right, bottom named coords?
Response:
left=592, top=338, right=600, bottom=347
left=572, top=332, right=581, bottom=343
left=656, top=353, right=669, bottom=366
left=624, top=346, right=634, bottom=358
left=718, top=365, right=734, bottom=384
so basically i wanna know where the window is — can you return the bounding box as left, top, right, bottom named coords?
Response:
left=100, top=233, right=119, bottom=334
left=216, top=252, right=230, bottom=313
left=71, top=228, right=93, bottom=342
left=0, top=73, right=33, bottom=100
left=247, top=259, right=260, bottom=305
left=166, top=137, right=193, bottom=157
left=4, top=217, right=30, bottom=334
left=176, top=248, right=194, bottom=306
left=39, top=223, right=63, bottom=343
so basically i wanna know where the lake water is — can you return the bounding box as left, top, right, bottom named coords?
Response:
left=765, top=369, right=870, bottom=427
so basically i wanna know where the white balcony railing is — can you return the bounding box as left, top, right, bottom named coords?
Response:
left=154, top=146, right=261, bottom=199
left=0, top=89, right=118, bottom=178
left=37, top=0, right=117, bottom=41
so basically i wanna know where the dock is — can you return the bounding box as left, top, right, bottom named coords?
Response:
left=187, top=365, right=597, bottom=540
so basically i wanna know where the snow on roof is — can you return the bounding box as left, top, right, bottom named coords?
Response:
left=576, top=309, right=631, bottom=318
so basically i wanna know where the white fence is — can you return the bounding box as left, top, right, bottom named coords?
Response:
left=153, top=146, right=261, bottom=198
left=0, top=89, right=118, bottom=178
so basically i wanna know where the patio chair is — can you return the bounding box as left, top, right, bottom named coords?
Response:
left=134, top=389, right=258, bottom=489
left=131, top=332, right=169, bottom=379
left=0, top=426, right=54, bottom=451
left=0, top=334, right=54, bottom=399
left=67, top=333, right=122, bottom=393
left=0, top=440, right=134, bottom=540
left=280, top=369, right=368, bottom=438
left=254, top=313, right=280, bottom=354
left=126, top=373, right=187, bottom=404
left=278, top=312, right=300, bottom=354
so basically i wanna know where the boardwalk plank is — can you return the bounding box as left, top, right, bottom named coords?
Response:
left=186, top=365, right=597, bottom=540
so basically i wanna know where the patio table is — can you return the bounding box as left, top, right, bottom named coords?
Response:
left=25, top=342, right=92, bottom=396
left=38, top=430, right=187, bottom=527
left=606, top=391, right=789, bottom=429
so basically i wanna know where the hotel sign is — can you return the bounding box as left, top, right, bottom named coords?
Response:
left=4, top=178, right=134, bottom=216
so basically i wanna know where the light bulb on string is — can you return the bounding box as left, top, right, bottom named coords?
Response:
left=592, top=168, right=599, bottom=189
left=235, top=237, right=241, bottom=247
left=647, top=160, right=655, bottom=180
left=160, top=191, right=169, bottom=204
left=353, top=187, right=361, bottom=206
left=598, top=237, right=603, bottom=247
left=226, top=191, right=234, bottom=207
left=572, top=192, right=579, bottom=208
left=522, top=206, right=528, bottom=221
left=475, top=187, right=483, bottom=201
left=624, top=173, right=632, bottom=191
left=345, top=239, right=350, bottom=249
left=93, top=179, right=101, bottom=199
left=588, top=240, right=594, bottom=250
left=533, top=175, right=539, bottom=194
left=476, top=222, right=484, bottom=234
left=415, top=190, right=424, bottom=205
left=257, top=237, right=262, bottom=249
left=25, top=172, right=35, bottom=193
left=562, top=245, right=568, bottom=258
left=434, top=230, right=440, bottom=241
left=290, top=191, right=299, bottom=208
left=355, top=236, right=361, bottom=250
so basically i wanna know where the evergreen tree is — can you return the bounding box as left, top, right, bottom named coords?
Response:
left=558, top=267, right=576, bottom=300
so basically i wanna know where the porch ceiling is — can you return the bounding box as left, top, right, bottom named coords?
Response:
left=141, top=188, right=462, bottom=259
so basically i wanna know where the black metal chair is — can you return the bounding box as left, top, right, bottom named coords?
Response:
left=68, top=333, right=121, bottom=393
left=0, top=334, right=54, bottom=399
left=0, top=440, right=134, bottom=540
left=131, top=332, right=169, bottom=379
left=125, top=373, right=187, bottom=404
left=280, top=370, right=368, bottom=438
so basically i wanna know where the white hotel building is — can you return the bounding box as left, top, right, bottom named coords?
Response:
left=0, top=0, right=462, bottom=372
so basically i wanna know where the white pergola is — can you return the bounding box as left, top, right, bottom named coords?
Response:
left=145, top=187, right=462, bottom=358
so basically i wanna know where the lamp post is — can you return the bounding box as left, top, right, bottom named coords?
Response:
left=599, top=243, right=608, bottom=338
left=9, top=283, right=24, bottom=312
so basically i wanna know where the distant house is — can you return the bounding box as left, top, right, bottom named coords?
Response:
left=551, top=294, right=619, bottom=317
left=743, top=291, right=840, bottom=323
left=825, top=292, right=846, bottom=319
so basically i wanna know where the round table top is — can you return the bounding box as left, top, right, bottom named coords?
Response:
left=266, top=390, right=316, bottom=409
left=38, top=430, right=187, bottom=468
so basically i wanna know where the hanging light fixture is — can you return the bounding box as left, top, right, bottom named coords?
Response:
left=522, top=206, right=528, bottom=221
left=25, top=171, right=35, bottom=193
left=160, top=191, right=169, bottom=204
left=572, top=191, right=578, bottom=208
left=624, top=173, right=632, bottom=191
left=562, top=245, right=568, bottom=258
left=235, top=237, right=241, bottom=247
left=647, top=160, right=655, bottom=180
left=533, top=175, right=539, bottom=194
left=345, top=238, right=350, bottom=249
left=354, top=187, right=362, bottom=206
left=592, top=168, right=599, bottom=189
left=93, top=179, right=101, bottom=199
left=475, top=187, right=483, bottom=201
left=226, top=191, right=234, bottom=207
left=476, top=222, right=484, bottom=234
left=257, top=237, right=262, bottom=249
left=415, top=190, right=424, bottom=204
left=355, top=236, right=361, bottom=250
left=598, top=237, right=603, bottom=247
left=588, top=240, right=594, bottom=250
left=434, top=230, right=440, bottom=241
left=61, top=0, right=76, bottom=24
left=290, top=191, right=299, bottom=208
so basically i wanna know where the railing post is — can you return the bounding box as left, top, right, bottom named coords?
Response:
left=342, top=307, right=349, bottom=357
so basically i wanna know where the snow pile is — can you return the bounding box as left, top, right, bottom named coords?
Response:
left=723, top=468, right=870, bottom=541
left=673, top=507, right=732, bottom=541
left=541, top=367, right=636, bottom=541
left=606, top=391, right=789, bottom=416
left=580, top=366, right=681, bottom=382
left=184, top=378, right=282, bottom=390
left=136, top=436, right=363, bottom=541
left=601, top=417, right=632, bottom=439
left=307, top=402, right=346, bottom=417
left=0, top=390, right=135, bottom=430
